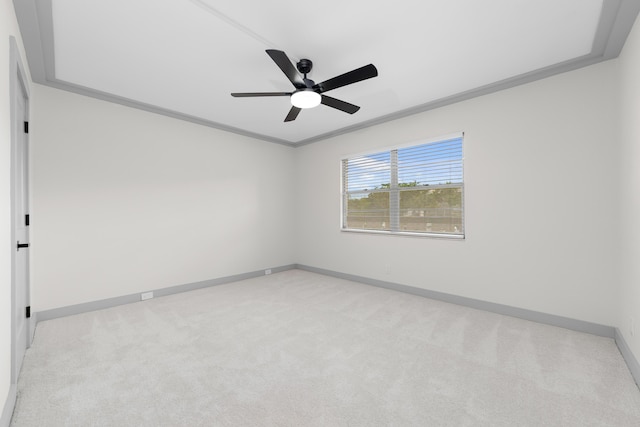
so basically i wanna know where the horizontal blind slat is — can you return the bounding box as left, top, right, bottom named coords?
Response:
left=343, top=136, right=464, bottom=235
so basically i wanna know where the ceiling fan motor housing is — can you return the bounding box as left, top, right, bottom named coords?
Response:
left=296, top=58, right=313, bottom=75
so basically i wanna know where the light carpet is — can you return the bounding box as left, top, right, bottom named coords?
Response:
left=10, top=269, right=640, bottom=426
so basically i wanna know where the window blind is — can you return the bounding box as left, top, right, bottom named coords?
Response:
left=342, top=135, right=464, bottom=237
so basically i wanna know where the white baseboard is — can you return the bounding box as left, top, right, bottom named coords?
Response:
left=36, top=265, right=296, bottom=322
left=295, top=264, right=615, bottom=337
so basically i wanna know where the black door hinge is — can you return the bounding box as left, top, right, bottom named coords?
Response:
left=25, top=214, right=30, bottom=226
left=24, top=121, right=29, bottom=134
left=26, top=306, right=31, bottom=318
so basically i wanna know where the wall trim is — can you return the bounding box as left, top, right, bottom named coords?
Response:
left=23, top=265, right=640, bottom=404
left=295, top=264, right=616, bottom=338
left=13, top=0, right=640, bottom=146
left=37, top=263, right=619, bottom=338
left=0, top=385, right=16, bottom=427
left=615, top=328, right=640, bottom=389
left=36, top=265, right=296, bottom=322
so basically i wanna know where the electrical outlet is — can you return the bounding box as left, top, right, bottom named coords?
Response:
left=265, top=269, right=272, bottom=275
left=141, top=291, right=154, bottom=301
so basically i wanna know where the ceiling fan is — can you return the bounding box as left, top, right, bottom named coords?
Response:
left=231, top=49, right=378, bottom=122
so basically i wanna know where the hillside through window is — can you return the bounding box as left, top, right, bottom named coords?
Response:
left=341, top=135, right=464, bottom=237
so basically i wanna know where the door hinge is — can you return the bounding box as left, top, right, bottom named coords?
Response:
left=26, top=306, right=31, bottom=318
left=25, top=214, right=30, bottom=226
left=24, top=121, right=29, bottom=134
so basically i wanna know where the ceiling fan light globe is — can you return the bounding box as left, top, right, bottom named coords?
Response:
left=291, top=90, right=321, bottom=109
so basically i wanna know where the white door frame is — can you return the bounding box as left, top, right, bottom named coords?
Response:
left=9, top=36, right=32, bottom=385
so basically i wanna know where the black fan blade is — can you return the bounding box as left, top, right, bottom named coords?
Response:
left=314, top=64, right=378, bottom=93
left=266, top=50, right=306, bottom=89
left=321, top=95, right=360, bottom=114
left=284, top=106, right=301, bottom=122
left=231, top=92, right=291, bottom=97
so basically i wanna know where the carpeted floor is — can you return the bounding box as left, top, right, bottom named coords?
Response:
left=10, top=269, right=640, bottom=426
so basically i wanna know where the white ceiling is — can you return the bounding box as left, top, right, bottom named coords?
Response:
left=14, top=0, right=640, bottom=146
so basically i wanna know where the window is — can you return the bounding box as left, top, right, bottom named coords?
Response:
left=341, top=134, right=464, bottom=238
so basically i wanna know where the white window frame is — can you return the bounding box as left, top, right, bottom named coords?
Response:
left=340, top=132, right=465, bottom=239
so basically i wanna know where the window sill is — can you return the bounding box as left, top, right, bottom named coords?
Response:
left=340, top=228, right=465, bottom=239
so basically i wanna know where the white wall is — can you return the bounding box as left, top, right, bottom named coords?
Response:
left=6, top=9, right=639, bottom=419
left=1, top=0, right=31, bottom=420
left=294, top=60, right=620, bottom=326
left=618, top=15, right=640, bottom=360
left=30, top=85, right=295, bottom=311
